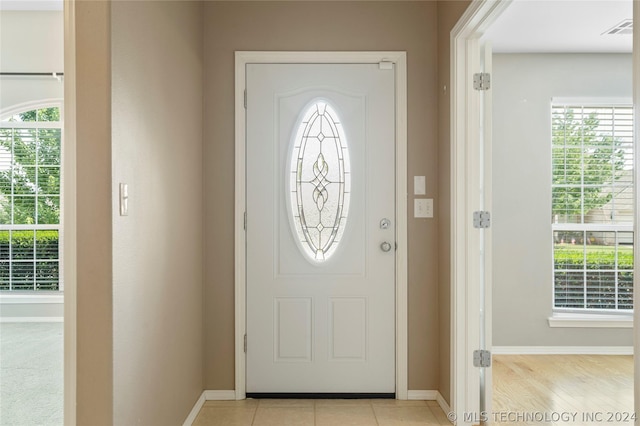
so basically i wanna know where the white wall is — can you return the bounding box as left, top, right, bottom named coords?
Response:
left=0, top=11, right=64, bottom=320
left=492, top=53, right=634, bottom=347
left=0, top=11, right=63, bottom=111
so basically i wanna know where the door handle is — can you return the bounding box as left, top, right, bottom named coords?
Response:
left=380, top=242, right=392, bottom=252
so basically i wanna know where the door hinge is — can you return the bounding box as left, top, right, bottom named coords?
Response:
left=473, top=211, right=491, bottom=229
left=473, top=72, right=491, bottom=91
left=244, top=90, right=247, bottom=109
left=244, top=211, right=247, bottom=230
left=473, top=349, right=491, bottom=367
left=244, top=334, right=247, bottom=353
left=379, top=61, right=394, bottom=70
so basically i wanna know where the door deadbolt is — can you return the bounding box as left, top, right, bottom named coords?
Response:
left=380, top=242, right=392, bottom=252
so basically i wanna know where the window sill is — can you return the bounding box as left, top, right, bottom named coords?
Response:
left=548, top=313, right=633, bottom=328
left=0, top=293, right=64, bottom=304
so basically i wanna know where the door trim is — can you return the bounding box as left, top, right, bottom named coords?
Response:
left=234, top=51, right=408, bottom=400
left=450, top=1, right=510, bottom=423
left=63, top=0, right=77, bottom=423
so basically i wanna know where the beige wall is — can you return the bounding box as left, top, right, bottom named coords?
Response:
left=75, top=1, right=113, bottom=423
left=74, top=1, right=204, bottom=424
left=204, top=1, right=442, bottom=391
left=72, top=1, right=474, bottom=420
left=436, top=0, right=470, bottom=405
left=111, top=1, right=204, bottom=425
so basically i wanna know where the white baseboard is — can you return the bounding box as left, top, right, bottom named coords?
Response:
left=492, top=346, right=633, bottom=355
left=204, top=390, right=236, bottom=400
left=407, top=390, right=438, bottom=400
left=182, top=392, right=206, bottom=426
left=0, top=316, right=63, bottom=323
left=435, top=391, right=450, bottom=416
left=407, top=390, right=450, bottom=420
left=183, top=390, right=237, bottom=426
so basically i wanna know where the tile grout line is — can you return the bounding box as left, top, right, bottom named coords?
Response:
left=371, top=400, right=381, bottom=426
left=250, top=399, right=260, bottom=426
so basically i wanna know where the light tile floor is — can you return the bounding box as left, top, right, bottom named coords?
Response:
left=192, top=399, right=452, bottom=426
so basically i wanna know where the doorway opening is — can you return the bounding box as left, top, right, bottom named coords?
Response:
left=451, top=0, right=637, bottom=424
left=0, top=5, right=65, bottom=424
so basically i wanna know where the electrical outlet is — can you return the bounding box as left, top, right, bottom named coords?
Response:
left=414, top=198, right=434, bottom=218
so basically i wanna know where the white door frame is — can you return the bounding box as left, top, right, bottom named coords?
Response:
left=633, top=0, right=640, bottom=419
left=450, top=1, right=510, bottom=424
left=234, top=51, right=408, bottom=400
left=452, top=1, right=639, bottom=424
left=63, top=0, right=77, bottom=424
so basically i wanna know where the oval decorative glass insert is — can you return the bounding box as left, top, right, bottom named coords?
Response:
left=289, top=101, right=351, bottom=262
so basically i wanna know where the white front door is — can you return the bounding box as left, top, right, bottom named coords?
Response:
left=246, top=63, right=396, bottom=394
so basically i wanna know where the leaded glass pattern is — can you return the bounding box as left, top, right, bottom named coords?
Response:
left=289, top=101, right=350, bottom=262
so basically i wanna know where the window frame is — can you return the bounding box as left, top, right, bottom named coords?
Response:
left=0, top=101, right=64, bottom=294
left=550, top=98, right=634, bottom=317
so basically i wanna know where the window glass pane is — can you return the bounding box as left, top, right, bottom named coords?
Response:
left=35, top=261, right=59, bottom=290
left=16, top=110, right=37, bottom=122
left=554, top=271, right=584, bottom=309
left=552, top=105, right=634, bottom=227
left=13, top=166, right=37, bottom=195
left=11, top=230, right=34, bottom=259
left=0, top=197, right=10, bottom=224
left=289, top=101, right=350, bottom=262
left=36, top=107, right=60, bottom=122
left=1, top=106, right=62, bottom=292
left=37, top=196, right=59, bottom=225
left=13, top=129, right=37, bottom=162
left=552, top=187, right=582, bottom=224
left=554, top=231, right=585, bottom=269
left=618, top=271, right=634, bottom=310
left=552, top=104, right=634, bottom=311
left=37, top=129, right=61, bottom=165
left=0, top=262, right=8, bottom=290
left=0, top=230, right=8, bottom=258
left=35, top=230, right=59, bottom=259
left=12, top=196, right=36, bottom=224
left=586, top=271, right=616, bottom=309
left=38, top=167, right=60, bottom=195
left=585, top=232, right=615, bottom=270
left=617, top=232, right=633, bottom=269
left=11, top=262, right=34, bottom=290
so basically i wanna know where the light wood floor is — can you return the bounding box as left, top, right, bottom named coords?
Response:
left=493, top=355, right=634, bottom=425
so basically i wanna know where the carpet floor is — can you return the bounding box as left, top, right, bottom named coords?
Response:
left=0, top=322, right=63, bottom=426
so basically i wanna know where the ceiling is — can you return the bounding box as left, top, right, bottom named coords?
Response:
left=483, top=0, right=633, bottom=53
left=0, top=0, right=633, bottom=53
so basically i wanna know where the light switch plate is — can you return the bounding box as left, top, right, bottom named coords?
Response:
left=119, top=183, right=129, bottom=216
left=414, top=176, right=426, bottom=195
left=414, top=198, right=434, bottom=218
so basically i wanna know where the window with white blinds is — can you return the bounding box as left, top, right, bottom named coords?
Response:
left=0, top=106, right=62, bottom=291
left=552, top=102, right=633, bottom=312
